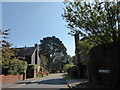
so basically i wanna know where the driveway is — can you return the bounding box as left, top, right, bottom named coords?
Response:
left=2, top=73, right=69, bottom=89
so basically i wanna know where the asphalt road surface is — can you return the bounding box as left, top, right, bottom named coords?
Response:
left=2, top=73, right=69, bottom=90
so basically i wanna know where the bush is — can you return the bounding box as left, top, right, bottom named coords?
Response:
left=63, top=62, right=75, bottom=72
left=63, top=73, right=75, bottom=79
left=67, top=66, right=78, bottom=78
left=67, top=65, right=87, bottom=79
left=8, top=58, right=27, bottom=75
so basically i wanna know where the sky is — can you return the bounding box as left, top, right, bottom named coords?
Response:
left=2, top=2, right=75, bottom=56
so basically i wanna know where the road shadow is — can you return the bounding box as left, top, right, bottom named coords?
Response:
left=15, top=82, right=27, bottom=84
left=15, top=81, right=38, bottom=84
left=59, top=88, right=71, bottom=90
left=15, top=78, right=67, bottom=85
left=38, top=78, right=67, bottom=85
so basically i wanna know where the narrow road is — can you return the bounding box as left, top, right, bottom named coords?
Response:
left=2, top=73, right=69, bottom=89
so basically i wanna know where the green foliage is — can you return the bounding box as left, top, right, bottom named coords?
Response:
left=78, top=38, right=95, bottom=56
left=67, top=66, right=79, bottom=78
left=8, top=58, right=27, bottom=75
left=63, top=73, right=75, bottom=79
left=49, top=55, right=73, bottom=72
left=1, top=29, right=27, bottom=75
left=40, top=55, right=47, bottom=68
left=63, top=55, right=73, bottom=63
left=63, top=62, right=75, bottom=72
left=39, top=36, right=67, bottom=71
left=1, top=29, right=14, bottom=70
left=1, top=29, right=14, bottom=75
left=62, top=1, right=120, bottom=85
left=62, top=1, right=120, bottom=44
left=40, top=36, right=67, bottom=57
left=67, top=65, right=87, bottom=79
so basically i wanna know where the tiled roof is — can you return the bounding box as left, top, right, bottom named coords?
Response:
left=14, top=47, right=36, bottom=57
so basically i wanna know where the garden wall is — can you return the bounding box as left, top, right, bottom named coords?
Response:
left=0, top=74, right=24, bottom=83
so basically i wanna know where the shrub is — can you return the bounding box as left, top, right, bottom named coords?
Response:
left=8, top=58, right=27, bottom=75
left=63, top=73, right=75, bottom=79
left=67, top=66, right=78, bottom=78
left=63, top=62, right=75, bottom=72
left=67, top=64, right=87, bottom=79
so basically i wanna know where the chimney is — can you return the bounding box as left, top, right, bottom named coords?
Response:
left=25, top=46, right=27, bottom=48
left=35, top=43, right=39, bottom=55
left=35, top=43, right=39, bottom=50
left=35, top=43, right=38, bottom=48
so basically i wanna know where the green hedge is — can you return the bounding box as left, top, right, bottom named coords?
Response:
left=8, top=58, right=27, bottom=75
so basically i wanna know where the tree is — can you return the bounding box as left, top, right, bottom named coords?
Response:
left=78, top=37, right=95, bottom=57
left=62, top=1, right=120, bottom=44
left=0, top=29, right=27, bottom=75
left=62, top=1, right=120, bottom=82
left=39, top=36, right=67, bottom=71
left=40, top=54, right=48, bottom=69
left=0, top=29, right=14, bottom=74
left=78, top=37, right=96, bottom=81
left=63, top=61, right=75, bottom=72
left=51, top=55, right=73, bottom=72
left=8, top=58, right=27, bottom=75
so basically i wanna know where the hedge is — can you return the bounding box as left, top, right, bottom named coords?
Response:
left=8, top=58, right=27, bottom=75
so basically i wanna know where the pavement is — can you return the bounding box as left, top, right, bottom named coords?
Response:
left=2, top=73, right=68, bottom=89
left=64, top=79, right=88, bottom=89
left=2, top=77, right=38, bottom=88
left=1, top=73, right=88, bottom=89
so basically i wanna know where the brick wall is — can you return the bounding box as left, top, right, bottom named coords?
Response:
left=0, top=74, right=24, bottom=83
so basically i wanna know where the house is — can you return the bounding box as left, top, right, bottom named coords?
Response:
left=14, top=43, right=41, bottom=78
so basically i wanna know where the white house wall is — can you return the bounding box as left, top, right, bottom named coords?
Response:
left=31, top=49, right=41, bottom=71
left=31, top=49, right=36, bottom=64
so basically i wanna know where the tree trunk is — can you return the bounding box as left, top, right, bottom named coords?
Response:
left=74, top=32, right=81, bottom=78
left=87, top=64, right=92, bottom=82
left=117, top=1, right=120, bottom=39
